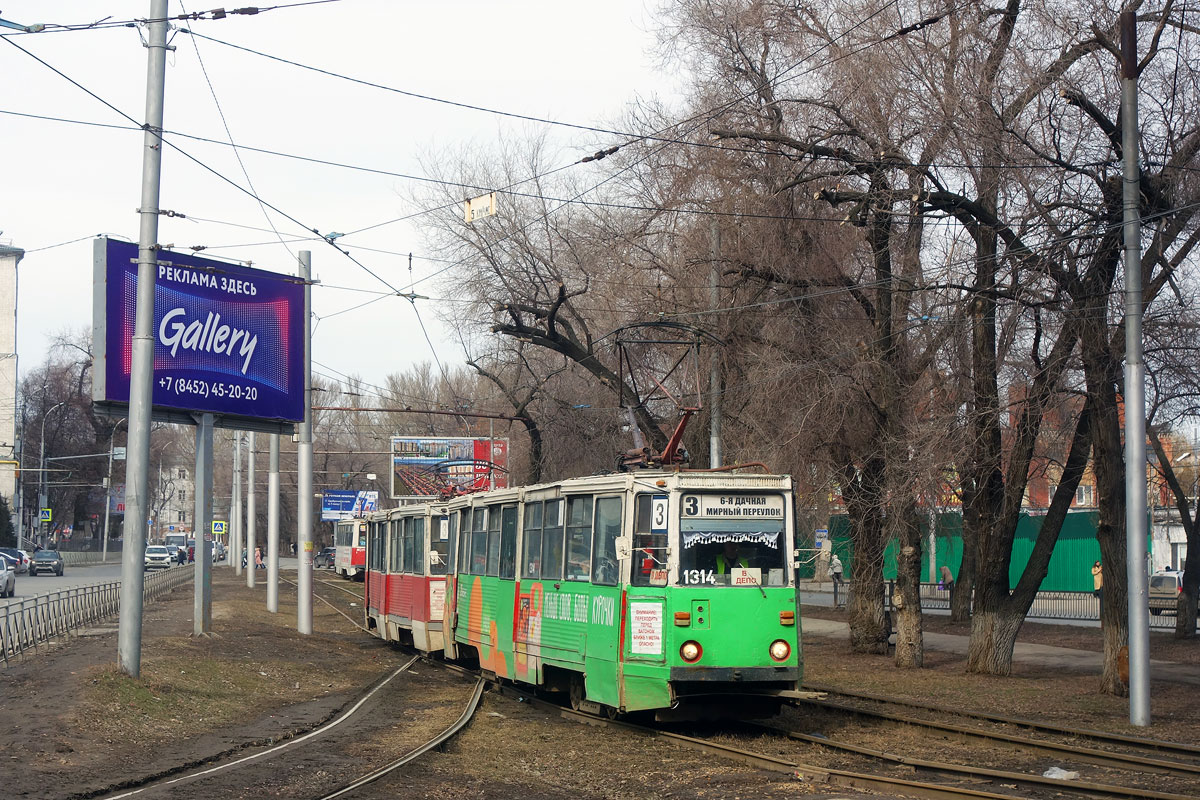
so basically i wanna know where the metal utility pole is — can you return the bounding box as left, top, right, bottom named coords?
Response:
left=267, top=433, right=280, bottom=612
left=233, top=431, right=243, bottom=575
left=297, top=251, right=314, bottom=634
left=246, top=430, right=256, bottom=586
left=709, top=222, right=723, bottom=468
left=1120, top=9, right=1150, bottom=727
left=103, top=419, right=127, bottom=563
left=38, top=400, right=66, bottom=548
left=118, top=0, right=168, bottom=678
left=193, top=413, right=214, bottom=634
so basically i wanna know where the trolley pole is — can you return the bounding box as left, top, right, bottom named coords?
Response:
left=1120, top=9, right=1150, bottom=727
left=246, top=430, right=256, bottom=587
left=193, top=413, right=214, bottom=635
left=709, top=222, right=723, bottom=468
left=117, top=0, right=169, bottom=678
left=267, top=432, right=280, bottom=613
left=297, top=250, right=314, bottom=634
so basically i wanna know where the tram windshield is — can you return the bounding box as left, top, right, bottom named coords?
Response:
left=676, top=493, right=787, bottom=587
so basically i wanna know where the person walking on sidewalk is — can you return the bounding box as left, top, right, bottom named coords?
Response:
left=829, top=553, right=844, bottom=608
left=1092, top=560, right=1104, bottom=616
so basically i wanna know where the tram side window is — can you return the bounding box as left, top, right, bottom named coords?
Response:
left=371, top=523, right=387, bottom=572
left=631, top=495, right=668, bottom=586
left=484, top=504, right=502, bottom=576
left=471, top=507, right=489, bottom=575
left=521, top=501, right=543, bottom=578
left=542, top=499, right=564, bottom=580
left=499, top=505, right=518, bottom=579
left=403, top=519, right=416, bottom=575
left=591, top=496, right=622, bottom=586
left=388, top=521, right=402, bottom=573
left=457, top=510, right=472, bottom=574
left=565, top=496, right=593, bottom=581
left=431, top=516, right=449, bottom=576
left=413, top=518, right=426, bottom=576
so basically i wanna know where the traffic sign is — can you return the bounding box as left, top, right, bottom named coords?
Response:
left=39, top=508, right=51, bottom=523
left=212, top=520, right=227, bottom=535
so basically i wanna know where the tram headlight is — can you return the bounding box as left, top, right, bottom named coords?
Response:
left=769, top=639, right=791, bottom=662
left=679, top=640, right=703, bottom=663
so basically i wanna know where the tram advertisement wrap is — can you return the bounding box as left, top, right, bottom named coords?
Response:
left=93, top=237, right=304, bottom=422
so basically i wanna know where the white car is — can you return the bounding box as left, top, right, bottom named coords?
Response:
left=0, top=553, right=15, bottom=597
left=144, top=545, right=174, bottom=571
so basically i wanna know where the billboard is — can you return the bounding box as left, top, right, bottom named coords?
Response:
left=92, top=237, right=304, bottom=430
left=391, top=436, right=508, bottom=499
left=321, top=490, right=379, bottom=521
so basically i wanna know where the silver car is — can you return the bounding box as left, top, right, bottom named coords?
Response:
left=0, top=553, right=15, bottom=597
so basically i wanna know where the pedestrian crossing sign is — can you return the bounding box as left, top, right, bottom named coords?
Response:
left=39, top=508, right=51, bottom=523
left=212, top=520, right=227, bottom=535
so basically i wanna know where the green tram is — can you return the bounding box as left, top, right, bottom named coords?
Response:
left=366, top=470, right=801, bottom=720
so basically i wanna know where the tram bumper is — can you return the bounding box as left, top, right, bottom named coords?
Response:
left=656, top=666, right=800, bottom=722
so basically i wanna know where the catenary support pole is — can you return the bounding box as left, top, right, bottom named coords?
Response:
left=267, top=433, right=280, bottom=613
left=1120, top=9, right=1150, bottom=727
left=118, top=0, right=169, bottom=678
left=233, top=430, right=243, bottom=575
left=246, top=430, right=256, bottom=587
left=193, top=413, right=214, bottom=635
left=297, top=251, right=313, bottom=634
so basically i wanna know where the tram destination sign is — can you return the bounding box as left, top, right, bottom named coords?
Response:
left=92, top=237, right=304, bottom=431
left=681, top=494, right=785, bottom=518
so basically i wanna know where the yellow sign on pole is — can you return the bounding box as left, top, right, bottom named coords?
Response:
left=39, top=508, right=51, bottom=523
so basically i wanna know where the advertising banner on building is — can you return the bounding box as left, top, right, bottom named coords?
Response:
left=321, top=490, right=379, bottom=521
left=391, top=436, right=508, bottom=499
left=92, top=237, right=304, bottom=429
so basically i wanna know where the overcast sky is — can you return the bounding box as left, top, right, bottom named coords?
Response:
left=1, top=0, right=672, bottom=401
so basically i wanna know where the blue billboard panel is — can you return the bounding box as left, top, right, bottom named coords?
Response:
left=321, top=490, right=378, bottom=521
left=93, top=238, right=304, bottom=424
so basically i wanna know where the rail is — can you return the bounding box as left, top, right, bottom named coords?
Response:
left=0, top=564, right=194, bottom=666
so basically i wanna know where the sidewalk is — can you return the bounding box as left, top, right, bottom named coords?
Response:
left=799, top=602, right=1200, bottom=686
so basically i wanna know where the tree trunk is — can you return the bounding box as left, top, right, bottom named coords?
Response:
left=843, top=458, right=889, bottom=654
left=965, top=606, right=1024, bottom=676
left=893, top=505, right=924, bottom=667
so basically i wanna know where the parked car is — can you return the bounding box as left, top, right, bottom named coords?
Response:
left=1149, top=570, right=1196, bottom=615
left=144, top=545, right=174, bottom=571
left=314, top=547, right=337, bottom=569
left=29, top=549, right=65, bottom=577
left=0, top=553, right=15, bottom=597
left=0, top=547, right=29, bottom=574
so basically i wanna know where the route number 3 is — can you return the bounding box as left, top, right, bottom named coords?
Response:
left=683, top=496, right=699, bottom=516
left=652, top=496, right=669, bottom=531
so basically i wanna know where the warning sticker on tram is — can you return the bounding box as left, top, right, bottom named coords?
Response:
left=681, top=494, right=784, bottom=518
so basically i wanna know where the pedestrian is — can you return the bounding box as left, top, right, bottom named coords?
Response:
left=939, top=564, right=954, bottom=592
left=1092, top=560, right=1103, bottom=614
left=829, top=553, right=844, bottom=587
left=290, top=542, right=296, bottom=556
left=254, top=546, right=264, bottom=570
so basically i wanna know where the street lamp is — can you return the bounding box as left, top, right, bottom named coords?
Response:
left=102, top=418, right=128, bottom=563
left=37, top=400, right=67, bottom=548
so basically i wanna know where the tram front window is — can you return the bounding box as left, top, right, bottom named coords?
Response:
left=677, top=493, right=787, bottom=587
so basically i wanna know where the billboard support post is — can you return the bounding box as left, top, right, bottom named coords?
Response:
left=246, top=430, right=256, bottom=587
left=193, top=412, right=213, bottom=635
left=297, top=251, right=313, bottom=634
left=118, top=0, right=168, bottom=678
left=267, top=433, right=280, bottom=613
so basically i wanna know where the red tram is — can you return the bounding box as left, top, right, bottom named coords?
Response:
left=363, top=504, right=452, bottom=652
left=334, top=519, right=367, bottom=580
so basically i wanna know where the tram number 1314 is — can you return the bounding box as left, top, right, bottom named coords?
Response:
left=682, top=569, right=716, bottom=585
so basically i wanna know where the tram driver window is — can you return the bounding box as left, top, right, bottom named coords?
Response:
left=631, top=495, right=668, bottom=587
left=430, top=516, right=449, bottom=576
left=564, top=496, right=593, bottom=581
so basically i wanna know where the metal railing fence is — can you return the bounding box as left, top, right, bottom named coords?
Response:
left=0, top=564, right=194, bottom=666
left=832, top=581, right=1195, bottom=631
